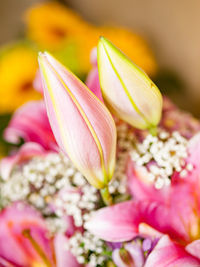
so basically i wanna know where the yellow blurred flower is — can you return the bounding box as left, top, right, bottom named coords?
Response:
left=99, top=26, right=157, bottom=76
left=24, top=2, right=157, bottom=76
left=74, top=26, right=157, bottom=76
left=0, top=46, right=41, bottom=114
left=25, top=2, right=93, bottom=50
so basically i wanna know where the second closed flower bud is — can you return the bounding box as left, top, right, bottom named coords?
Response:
left=97, top=37, right=163, bottom=131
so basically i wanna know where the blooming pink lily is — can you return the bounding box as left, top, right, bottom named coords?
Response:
left=38, top=52, right=116, bottom=189
left=4, top=101, right=57, bottom=151
left=0, top=202, right=79, bottom=267
left=86, top=133, right=200, bottom=264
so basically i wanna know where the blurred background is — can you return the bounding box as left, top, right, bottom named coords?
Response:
left=0, top=0, right=200, bottom=153
left=1, top=0, right=200, bottom=106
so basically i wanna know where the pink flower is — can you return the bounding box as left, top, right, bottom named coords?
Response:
left=0, top=202, right=54, bottom=266
left=38, top=52, right=116, bottom=189
left=86, top=133, right=200, bottom=264
left=0, top=202, right=79, bottom=267
left=4, top=100, right=57, bottom=151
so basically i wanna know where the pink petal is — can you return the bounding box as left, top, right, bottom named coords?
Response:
left=86, top=194, right=188, bottom=243
left=4, top=100, right=57, bottom=151
left=186, top=240, right=200, bottom=260
left=136, top=185, right=199, bottom=243
left=86, top=67, right=103, bottom=102
left=144, top=235, right=200, bottom=267
left=0, top=202, right=54, bottom=266
left=187, top=133, right=200, bottom=176
left=85, top=201, right=140, bottom=242
left=54, top=233, right=80, bottom=267
left=86, top=47, right=103, bottom=101
left=169, top=183, right=200, bottom=243
left=0, top=142, right=47, bottom=180
left=90, top=47, right=98, bottom=66
left=128, top=158, right=200, bottom=243
left=33, top=70, right=43, bottom=93
left=39, top=52, right=116, bottom=188
left=85, top=199, right=169, bottom=242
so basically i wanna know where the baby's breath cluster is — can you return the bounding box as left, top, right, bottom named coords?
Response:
left=0, top=123, right=132, bottom=213
left=53, top=184, right=99, bottom=227
left=131, top=131, right=193, bottom=189
left=69, top=231, right=110, bottom=266
left=46, top=217, right=69, bottom=234
left=0, top=153, right=76, bottom=211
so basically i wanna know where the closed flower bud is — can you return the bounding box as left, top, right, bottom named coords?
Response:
left=97, top=37, right=162, bottom=131
left=38, top=52, right=116, bottom=189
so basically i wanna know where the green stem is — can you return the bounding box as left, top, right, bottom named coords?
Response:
left=149, top=125, right=158, bottom=136
left=100, top=186, right=113, bottom=206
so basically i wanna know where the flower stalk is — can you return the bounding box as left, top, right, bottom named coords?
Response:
left=100, top=186, right=113, bottom=206
left=149, top=125, right=158, bottom=136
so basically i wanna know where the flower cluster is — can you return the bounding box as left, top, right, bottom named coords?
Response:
left=1, top=36, right=200, bottom=267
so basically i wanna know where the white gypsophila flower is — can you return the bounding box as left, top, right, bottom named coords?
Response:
left=68, top=231, right=109, bottom=266
left=131, top=131, right=193, bottom=189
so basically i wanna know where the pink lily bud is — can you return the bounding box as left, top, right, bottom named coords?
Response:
left=38, top=52, right=116, bottom=189
left=97, top=37, right=162, bottom=130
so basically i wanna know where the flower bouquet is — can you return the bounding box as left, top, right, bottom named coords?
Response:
left=1, top=36, right=200, bottom=267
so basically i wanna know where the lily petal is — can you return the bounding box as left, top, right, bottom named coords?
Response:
left=186, top=240, right=200, bottom=260
left=85, top=201, right=140, bottom=242
left=86, top=194, right=189, bottom=244
left=0, top=202, right=54, bottom=266
left=54, top=233, right=80, bottom=267
left=38, top=52, right=116, bottom=189
left=86, top=67, right=103, bottom=102
left=144, top=235, right=200, bottom=267
left=86, top=48, right=103, bottom=102
left=4, top=100, right=57, bottom=151
left=97, top=37, right=162, bottom=130
left=185, top=133, right=200, bottom=185
left=33, top=70, right=43, bottom=93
